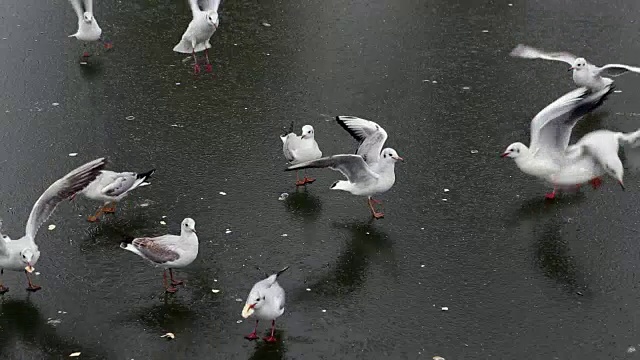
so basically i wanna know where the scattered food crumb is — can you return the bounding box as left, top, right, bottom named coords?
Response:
left=441, top=307, right=449, bottom=311
left=139, top=203, right=149, bottom=207
left=48, top=224, right=56, bottom=231
left=628, top=346, right=636, bottom=354
left=161, top=333, right=175, bottom=339
left=69, top=353, right=81, bottom=357
left=444, top=189, right=450, bottom=192
left=211, top=289, right=221, bottom=293
left=470, top=149, right=479, bottom=154
left=68, top=153, right=78, bottom=157
left=160, top=221, right=167, bottom=225
left=125, top=116, right=135, bottom=120
left=433, top=357, right=446, bottom=360
left=306, top=288, right=311, bottom=291
left=175, top=82, right=181, bottom=86
left=235, top=298, right=243, bottom=302
left=35, top=272, right=40, bottom=275
left=421, top=265, right=425, bottom=268
left=281, top=234, right=288, bottom=237
left=52, top=102, right=60, bottom=106
left=47, top=318, right=62, bottom=326
left=614, top=90, right=622, bottom=93
left=170, top=124, right=184, bottom=128
left=321, top=309, right=327, bottom=313
left=422, top=79, right=430, bottom=82
left=508, top=3, right=513, bottom=6
left=162, top=215, right=167, bottom=218
left=442, top=199, right=448, bottom=202
left=420, top=227, right=424, bottom=230
left=462, top=86, right=470, bottom=90
left=278, top=193, right=289, bottom=201
left=225, top=229, right=232, bottom=234
left=236, top=320, right=243, bottom=323
left=219, top=191, right=227, bottom=195
left=482, top=29, right=489, bottom=33
left=262, top=22, right=271, bottom=27
left=432, top=80, right=438, bottom=84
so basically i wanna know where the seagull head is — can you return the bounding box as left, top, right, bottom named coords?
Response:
left=501, top=142, right=528, bottom=158
left=82, top=12, right=94, bottom=23
left=242, top=290, right=265, bottom=318
left=206, top=11, right=219, bottom=27
left=381, top=148, right=404, bottom=162
left=570, top=58, right=587, bottom=71
left=300, top=125, right=315, bottom=140
left=181, top=218, right=197, bottom=234
left=20, top=248, right=35, bottom=273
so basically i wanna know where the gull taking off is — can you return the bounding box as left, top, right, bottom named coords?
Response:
left=287, top=116, right=403, bottom=219
left=501, top=85, right=615, bottom=199
left=0, top=158, right=106, bottom=293
left=173, top=0, right=222, bottom=75
left=242, top=266, right=289, bottom=343
left=120, top=218, right=198, bottom=293
left=510, top=44, right=640, bottom=91
left=281, top=122, right=322, bottom=186
left=68, top=0, right=112, bottom=63
left=76, top=168, right=155, bottom=222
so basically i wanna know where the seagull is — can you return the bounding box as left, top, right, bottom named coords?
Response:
left=242, top=266, right=289, bottom=343
left=75, top=168, right=155, bottom=222
left=281, top=122, right=322, bottom=186
left=510, top=44, right=640, bottom=91
left=68, top=0, right=112, bottom=63
left=501, top=85, right=615, bottom=199
left=120, top=218, right=198, bottom=293
left=173, top=0, right=222, bottom=75
left=287, top=116, right=403, bottom=219
left=0, top=158, right=107, bottom=294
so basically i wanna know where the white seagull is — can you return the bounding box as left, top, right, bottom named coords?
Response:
left=68, top=0, right=112, bottom=62
left=287, top=116, right=403, bottom=219
left=120, top=218, right=198, bottom=293
left=501, top=85, right=616, bottom=199
left=510, top=44, right=640, bottom=91
left=281, top=122, right=322, bottom=186
left=173, top=0, right=222, bottom=75
left=0, top=157, right=107, bottom=293
left=242, top=266, right=289, bottom=343
left=75, top=168, right=155, bottom=222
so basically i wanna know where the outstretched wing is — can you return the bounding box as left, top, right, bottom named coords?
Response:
left=200, top=0, right=221, bottom=12
left=286, top=154, right=378, bottom=183
left=336, top=116, right=388, bottom=164
left=82, top=0, right=93, bottom=14
left=594, top=64, right=640, bottom=77
left=510, top=44, right=577, bottom=66
left=25, top=158, right=107, bottom=240
left=68, top=0, right=84, bottom=20
left=187, top=0, right=201, bottom=15
left=530, top=85, right=613, bottom=162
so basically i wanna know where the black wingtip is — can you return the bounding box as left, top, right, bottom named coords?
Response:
left=330, top=181, right=339, bottom=189
left=276, top=266, right=289, bottom=278
left=137, top=169, right=156, bottom=180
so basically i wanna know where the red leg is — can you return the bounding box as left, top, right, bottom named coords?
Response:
left=169, top=269, right=183, bottom=286
left=204, top=49, right=213, bottom=73
left=295, top=171, right=306, bottom=186
left=370, top=198, right=382, bottom=205
left=544, top=186, right=557, bottom=199
left=302, top=170, right=315, bottom=184
left=103, top=202, right=117, bottom=213
left=589, top=177, right=603, bottom=189
left=25, top=271, right=41, bottom=292
left=163, top=270, right=177, bottom=293
left=263, top=320, right=277, bottom=342
left=368, top=198, right=384, bottom=219
left=87, top=206, right=105, bottom=222
left=192, top=49, right=201, bottom=75
left=0, top=269, right=8, bottom=294
left=245, top=320, right=259, bottom=340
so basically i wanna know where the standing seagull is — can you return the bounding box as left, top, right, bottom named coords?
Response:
left=68, top=0, right=112, bottom=63
left=242, top=266, right=289, bottom=343
left=173, top=0, right=222, bottom=75
left=510, top=44, right=640, bottom=91
left=120, top=218, right=198, bottom=293
left=0, top=158, right=107, bottom=293
left=501, top=85, right=614, bottom=199
left=287, top=116, right=403, bottom=219
left=77, top=168, right=155, bottom=222
left=281, top=122, right=323, bottom=186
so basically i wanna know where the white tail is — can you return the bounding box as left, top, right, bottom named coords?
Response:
left=618, top=129, right=640, bottom=147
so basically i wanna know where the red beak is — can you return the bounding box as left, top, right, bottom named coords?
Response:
left=500, top=152, right=509, bottom=158
left=249, top=303, right=256, bottom=309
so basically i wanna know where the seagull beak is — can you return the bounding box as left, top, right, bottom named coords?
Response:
left=25, top=264, right=34, bottom=273
left=568, top=67, right=574, bottom=71
left=619, top=180, right=625, bottom=191
left=300, top=134, right=307, bottom=139
left=191, top=228, right=197, bottom=234
left=500, top=152, right=509, bottom=158
left=242, top=303, right=256, bottom=318
left=392, top=156, right=404, bottom=161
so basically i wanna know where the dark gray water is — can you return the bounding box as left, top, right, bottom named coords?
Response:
left=2, top=0, right=640, bottom=358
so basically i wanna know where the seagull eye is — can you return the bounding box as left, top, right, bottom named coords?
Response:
left=255, top=297, right=260, bottom=302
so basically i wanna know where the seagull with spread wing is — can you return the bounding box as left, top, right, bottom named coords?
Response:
left=0, top=158, right=107, bottom=293
left=67, top=0, right=112, bottom=63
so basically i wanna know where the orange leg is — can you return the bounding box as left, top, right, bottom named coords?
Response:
left=103, top=202, right=117, bottom=213
left=25, top=271, right=41, bottom=292
left=87, top=206, right=105, bottom=222
left=368, top=198, right=384, bottom=219
left=295, top=171, right=306, bottom=186
left=302, top=170, right=316, bottom=185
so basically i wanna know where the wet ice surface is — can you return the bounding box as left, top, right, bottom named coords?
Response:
left=2, top=0, right=640, bottom=358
